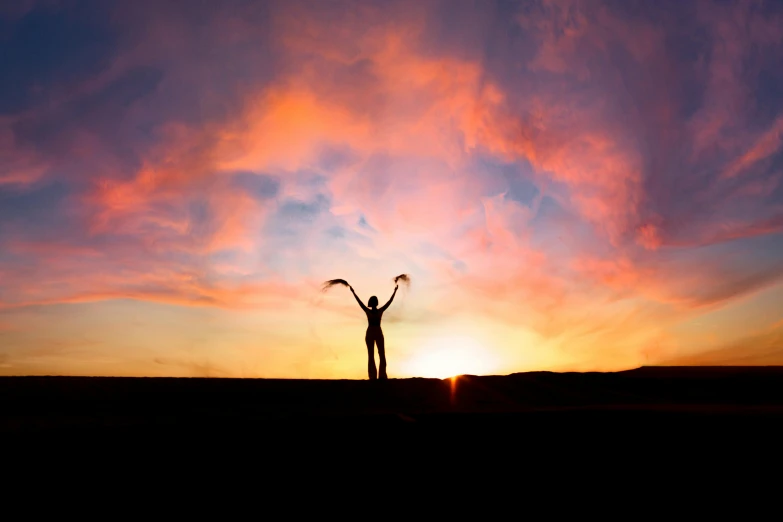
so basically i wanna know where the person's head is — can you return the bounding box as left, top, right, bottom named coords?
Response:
left=368, top=296, right=378, bottom=308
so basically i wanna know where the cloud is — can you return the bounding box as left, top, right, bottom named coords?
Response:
left=153, top=357, right=234, bottom=378
left=2, top=0, right=783, bottom=375
left=663, top=321, right=783, bottom=366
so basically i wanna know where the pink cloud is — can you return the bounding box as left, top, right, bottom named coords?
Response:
left=0, top=120, right=48, bottom=186
left=3, top=0, right=783, bottom=376
left=722, top=116, right=783, bottom=179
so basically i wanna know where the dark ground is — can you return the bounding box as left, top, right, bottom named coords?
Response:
left=4, top=366, right=783, bottom=492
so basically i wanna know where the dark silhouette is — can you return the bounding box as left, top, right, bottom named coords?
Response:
left=350, top=284, right=398, bottom=380
left=393, top=273, right=410, bottom=287
left=322, top=278, right=350, bottom=291
left=4, top=368, right=783, bottom=466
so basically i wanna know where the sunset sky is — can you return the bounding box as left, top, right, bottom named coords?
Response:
left=1, top=0, right=783, bottom=378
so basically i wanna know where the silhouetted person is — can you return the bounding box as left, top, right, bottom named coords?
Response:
left=350, top=284, right=398, bottom=380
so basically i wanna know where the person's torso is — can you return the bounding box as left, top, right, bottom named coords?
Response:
left=365, top=308, right=383, bottom=327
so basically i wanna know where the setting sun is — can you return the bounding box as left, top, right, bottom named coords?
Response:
left=404, top=335, right=498, bottom=379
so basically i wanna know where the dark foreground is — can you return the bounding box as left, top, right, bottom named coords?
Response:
left=4, top=367, right=783, bottom=485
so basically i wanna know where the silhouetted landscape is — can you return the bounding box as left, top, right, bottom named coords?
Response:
left=6, top=0, right=783, bottom=496
left=5, top=367, right=783, bottom=465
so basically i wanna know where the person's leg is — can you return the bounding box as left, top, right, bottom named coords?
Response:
left=365, top=333, right=377, bottom=380
left=377, top=332, right=387, bottom=380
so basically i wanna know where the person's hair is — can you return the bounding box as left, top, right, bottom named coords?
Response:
left=368, top=296, right=378, bottom=308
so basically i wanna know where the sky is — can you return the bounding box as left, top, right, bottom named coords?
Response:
left=1, top=0, right=783, bottom=378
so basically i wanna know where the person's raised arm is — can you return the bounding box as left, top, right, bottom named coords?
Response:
left=380, top=285, right=398, bottom=312
left=350, top=286, right=369, bottom=312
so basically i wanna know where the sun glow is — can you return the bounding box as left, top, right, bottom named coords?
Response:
left=404, top=335, right=498, bottom=378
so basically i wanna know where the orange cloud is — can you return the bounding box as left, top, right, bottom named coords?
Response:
left=0, top=274, right=302, bottom=311
left=3, top=0, right=783, bottom=377
left=663, top=324, right=783, bottom=366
